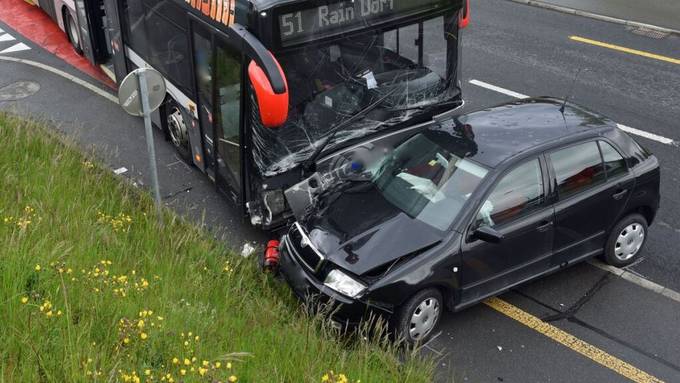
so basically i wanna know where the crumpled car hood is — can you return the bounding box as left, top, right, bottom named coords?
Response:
left=302, top=183, right=443, bottom=276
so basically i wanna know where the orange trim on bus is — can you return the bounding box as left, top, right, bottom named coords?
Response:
left=185, top=0, right=234, bottom=26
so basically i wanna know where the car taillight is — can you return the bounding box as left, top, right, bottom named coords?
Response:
left=459, top=0, right=470, bottom=29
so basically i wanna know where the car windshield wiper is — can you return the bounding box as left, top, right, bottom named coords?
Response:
left=302, top=87, right=398, bottom=173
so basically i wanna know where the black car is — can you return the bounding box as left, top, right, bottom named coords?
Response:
left=276, top=98, right=660, bottom=344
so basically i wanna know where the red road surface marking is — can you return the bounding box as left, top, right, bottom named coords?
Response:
left=0, top=0, right=116, bottom=89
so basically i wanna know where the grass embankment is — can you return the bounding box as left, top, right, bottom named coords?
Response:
left=0, top=114, right=434, bottom=382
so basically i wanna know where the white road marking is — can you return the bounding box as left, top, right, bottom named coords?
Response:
left=469, top=79, right=676, bottom=146
left=0, top=42, right=31, bottom=54
left=0, top=28, right=4, bottom=33
left=0, top=55, right=118, bottom=103
left=616, top=123, right=675, bottom=145
left=589, top=259, right=680, bottom=304
left=0, top=33, right=16, bottom=42
left=469, top=79, right=529, bottom=99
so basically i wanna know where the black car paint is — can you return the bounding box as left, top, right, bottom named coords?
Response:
left=278, top=98, right=661, bottom=322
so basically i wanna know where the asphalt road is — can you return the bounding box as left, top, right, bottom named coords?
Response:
left=1, top=0, right=680, bottom=381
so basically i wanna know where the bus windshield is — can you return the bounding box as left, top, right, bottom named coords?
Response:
left=251, top=11, right=461, bottom=176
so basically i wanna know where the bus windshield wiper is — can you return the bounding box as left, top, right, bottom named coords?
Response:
left=302, top=88, right=398, bottom=173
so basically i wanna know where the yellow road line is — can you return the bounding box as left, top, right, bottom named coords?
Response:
left=484, top=297, right=664, bottom=383
left=570, top=35, right=680, bottom=65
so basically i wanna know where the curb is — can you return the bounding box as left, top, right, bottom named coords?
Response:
left=588, top=260, right=680, bottom=304
left=507, top=0, right=680, bottom=36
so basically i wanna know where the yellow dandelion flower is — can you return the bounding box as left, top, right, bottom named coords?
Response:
left=56, top=310, right=63, bottom=316
left=191, top=357, right=197, bottom=363
left=137, top=319, right=145, bottom=328
left=322, top=374, right=330, bottom=382
left=228, top=375, right=238, bottom=382
left=144, top=369, right=151, bottom=376
left=140, top=332, right=148, bottom=340
left=226, top=362, right=232, bottom=369
left=198, top=367, right=207, bottom=376
left=180, top=369, right=186, bottom=376
left=195, top=335, right=200, bottom=341
left=45, top=310, right=53, bottom=317
left=184, top=341, right=189, bottom=346
left=20, top=296, right=29, bottom=304
left=34, top=264, right=41, bottom=271
left=214, top=362, right=221, bottom=369
left=123, top=338, right=130, bottom=344
left=202, top=360, right=209, bottom=367
left=172, top=357, right=179, bottom=365
left=183, top=358, right=191, bottom=366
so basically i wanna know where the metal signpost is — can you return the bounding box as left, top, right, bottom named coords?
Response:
left=117, top=68, right=166, bottom=222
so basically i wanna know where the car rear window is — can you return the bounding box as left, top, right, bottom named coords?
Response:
left=550, top=141, right=606, bottom=199
left=599, top=141, right=627, bottom=180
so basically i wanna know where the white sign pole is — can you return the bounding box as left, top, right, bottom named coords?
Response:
left=136, top=70, right=163, bottom=223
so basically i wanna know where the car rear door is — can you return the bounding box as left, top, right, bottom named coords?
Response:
left=460, top=157, right=554, bottom=302
left=549, top=140, right=617, bottom=266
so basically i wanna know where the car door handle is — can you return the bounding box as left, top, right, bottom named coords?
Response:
left=612, top=189, right=629, bottom=200
left=537, top=220, right=553, bottom=232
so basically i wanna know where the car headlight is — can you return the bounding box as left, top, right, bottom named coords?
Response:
left=324, top=269, right=366, bottom=298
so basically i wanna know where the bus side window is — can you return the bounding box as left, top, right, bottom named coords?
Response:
left=144, top=7, right=192, bottom=91
left=122, top=0, right=147, bottom=57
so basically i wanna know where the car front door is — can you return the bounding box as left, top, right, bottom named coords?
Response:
left=549, top=140, right=614, bottom=266
left=460, top=157, right=554, bottom=303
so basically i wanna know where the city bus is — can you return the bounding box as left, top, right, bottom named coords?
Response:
left=36, top=0, right=470, bottom=230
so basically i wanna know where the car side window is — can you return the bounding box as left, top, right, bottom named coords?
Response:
left=550, top=141, right=606, bottom=199
left=599, top=141, right=627, bottom=180
left=475, top=159, right=545, bottom=229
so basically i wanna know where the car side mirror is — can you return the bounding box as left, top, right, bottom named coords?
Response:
left=472, top=226, right=504, bottom=244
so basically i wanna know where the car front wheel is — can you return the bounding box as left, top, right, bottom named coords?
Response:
left=393, top=288, right=443, bottom=345
left=604, top=213, right=648, bottom=267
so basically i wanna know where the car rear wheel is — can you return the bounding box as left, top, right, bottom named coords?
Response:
left=65, top=12, right=83, bottom=55
left=604, top=213, right=648, bottom=267
left=393, top=288, right=443, bottom=345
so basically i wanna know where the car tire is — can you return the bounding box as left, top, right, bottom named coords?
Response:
left=65, top=12, right=83, bottom=55
left=164, top=100, right=193, bottom=164
left=393, top=288, right=443, bottom=345
left=604, top=213, right=648, bottom=267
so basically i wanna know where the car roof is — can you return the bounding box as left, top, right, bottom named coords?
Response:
left=433, top=97, right=616, bottom=168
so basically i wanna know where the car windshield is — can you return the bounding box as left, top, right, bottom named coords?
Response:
left=369, top=131, right=489, bottom=231
left=251, top=11, right=460, bottom=176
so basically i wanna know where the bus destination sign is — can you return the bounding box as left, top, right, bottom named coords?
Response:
left=278, top=0, right=443, bottom=46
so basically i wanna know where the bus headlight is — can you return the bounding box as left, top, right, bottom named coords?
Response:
left=324, top=270, right=366, bottom=298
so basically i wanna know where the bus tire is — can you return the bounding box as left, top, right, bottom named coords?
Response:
left=163, top=100, right=192, bottom=164
left=64, top=11, right=83, bottom=55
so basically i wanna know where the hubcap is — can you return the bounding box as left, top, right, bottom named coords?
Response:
left=614, top=222, right=645, bottom=261
left=408, top=297, right=440, bottom=341
left=168, top=107, right=188, bottom=149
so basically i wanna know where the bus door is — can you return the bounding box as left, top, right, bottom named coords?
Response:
left=102, top=0, right=127, bottom=84
left=73, top=0, right=107, bottom=64
left=191, top=21, right=243, bottom=204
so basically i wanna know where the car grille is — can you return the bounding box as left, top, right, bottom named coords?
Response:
left=288, top=222, right=324, bottom=273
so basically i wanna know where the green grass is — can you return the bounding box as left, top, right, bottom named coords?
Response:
left=0, top=114, right=435, bottom=383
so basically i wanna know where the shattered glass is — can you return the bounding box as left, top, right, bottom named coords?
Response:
left=251, top=12, right=461, bottom=177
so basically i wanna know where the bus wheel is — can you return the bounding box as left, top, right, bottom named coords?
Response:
left=165, top=102, right=192, bottom=163
left=64, top=12, right=83, bottom=55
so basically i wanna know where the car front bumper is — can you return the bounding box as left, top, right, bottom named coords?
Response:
left=278, top=234, right=391, bottom=327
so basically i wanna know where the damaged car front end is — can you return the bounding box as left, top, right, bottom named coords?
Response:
left=276, top=121, right=488, bottom=340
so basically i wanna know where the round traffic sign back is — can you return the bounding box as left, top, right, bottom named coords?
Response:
left=118, top=68, right=166, bottom=117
